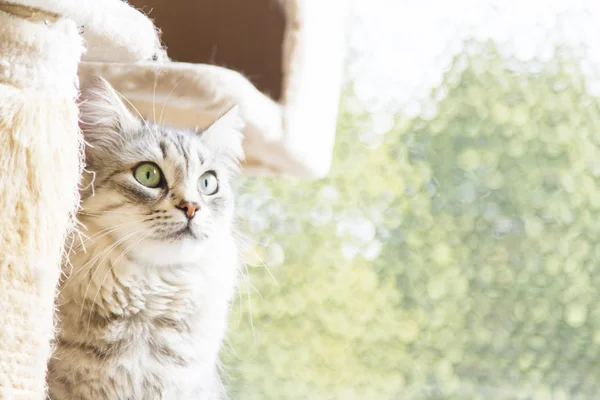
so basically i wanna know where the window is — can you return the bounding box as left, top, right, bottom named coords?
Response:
left=225, top=1, right=600, bottom=398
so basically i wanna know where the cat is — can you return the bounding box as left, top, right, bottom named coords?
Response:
left=47, top=77, right=244, bottom=400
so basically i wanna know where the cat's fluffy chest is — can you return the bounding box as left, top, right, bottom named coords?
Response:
left=85, top=314, right=225, bottom=399
left=49, top=230, right=238, bottom=400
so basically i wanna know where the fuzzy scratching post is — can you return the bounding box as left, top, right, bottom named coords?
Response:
left=0, top=5, right=83, bottom=399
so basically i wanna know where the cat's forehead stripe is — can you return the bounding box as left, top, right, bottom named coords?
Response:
left=177, top=134, right=192, bottom=174
left=159, top=141, right=167, bottom=159
left=167, top=132, right=185, bottom=156
left=196, top=149, right=205, bottom=166
left=163, top=134, right=187, bottom=174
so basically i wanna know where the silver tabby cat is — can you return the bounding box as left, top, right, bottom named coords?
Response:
left=47, top=77, right=244, bottom=400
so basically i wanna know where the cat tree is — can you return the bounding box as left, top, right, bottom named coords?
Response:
left=0, top=0, right=346, bottom=398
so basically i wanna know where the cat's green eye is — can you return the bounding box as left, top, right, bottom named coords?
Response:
left=199, top=171, right=219, bottom=195
left=133, top=162, right=162, bottom=188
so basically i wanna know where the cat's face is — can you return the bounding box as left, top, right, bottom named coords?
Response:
left=78, top=77, right=244, bottom=265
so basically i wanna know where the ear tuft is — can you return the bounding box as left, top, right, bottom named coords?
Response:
left=200, top=105, right=245, bottom=163
left=78, top=76, right=139, bottom=147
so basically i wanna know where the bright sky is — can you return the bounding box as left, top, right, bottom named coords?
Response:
left=329, top=0, right=600, bottom=259
left=348, top=0, right=600, bottom=113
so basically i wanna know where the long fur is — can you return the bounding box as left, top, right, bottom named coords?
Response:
left=47, top=77, right=244, bottom=400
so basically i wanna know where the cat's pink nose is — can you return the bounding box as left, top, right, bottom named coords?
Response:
left=176, top=201, right=200, bottom=219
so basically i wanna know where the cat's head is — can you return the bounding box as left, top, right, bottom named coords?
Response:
left=78, top=77, right=244, bottom=265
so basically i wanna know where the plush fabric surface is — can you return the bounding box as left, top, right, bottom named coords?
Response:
left=0, top=6, right=83, bottom=399
left=14, top=0, right=166, bottom=62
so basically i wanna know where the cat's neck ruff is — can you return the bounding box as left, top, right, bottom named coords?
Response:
left=62, top=218, right=239, bottom=322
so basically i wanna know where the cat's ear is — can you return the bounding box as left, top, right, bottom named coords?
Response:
left=78, top=76, right=140, bottom=146
left=200, top=105, right=245, bottom=162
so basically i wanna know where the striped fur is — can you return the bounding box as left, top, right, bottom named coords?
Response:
left=47, top=77, right=244, bottom=400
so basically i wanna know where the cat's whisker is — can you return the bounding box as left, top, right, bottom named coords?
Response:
left=243, top=268, right=256, bottom=345
left=233, top=261, right=256, bottom=343
left=73, top=227, right=128, bottom=255
left=159, top=78, right=184, bottom=126
left=233, top=283, right=244, bottom=331
left=112, top=87, right=153, bottom=133
left=152, top=71, right=158, bottom=124
left=80, top=167, right=97, bottom=196
left=247, top=259, right=279, bottom=288
left=79, top=210, right=143, bottom=217
left=233, top=230, right=279, bottom=288
left=66, top=226, right=139, bottom=297
left=62, top=232, right=80, bottom=276
left=74, top=234, right=139, bottom=324
left=81, top=119, right=112, bottom=127
left=73, top=218, right=148, bottom=252
left=241, top=262, right=263, bottom=299
left=75, top=218, right=89, bottom=233
left=86, top=231, right=151, bottom=337
left=111, top=232, right=149, bottom=270
left=81, top=226, right=143, bottom=277
left=61, top=224, right=129, bottom=289
left=76, top=227, right=145, bottom=321
left=77, top=218, right=136, bottom=239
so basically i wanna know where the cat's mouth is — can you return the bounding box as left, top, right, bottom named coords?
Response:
left=158, top=222, right=197, bottom=241
left=176, top=223, right=197, bottom=239
left=152, top=219, right=210, bottom=242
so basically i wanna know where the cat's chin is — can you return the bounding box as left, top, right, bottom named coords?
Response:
left=128, top=236, right=207, bottom=267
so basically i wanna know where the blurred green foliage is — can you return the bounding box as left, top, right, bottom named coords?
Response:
left=223, top=43, right=600, bottom=399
